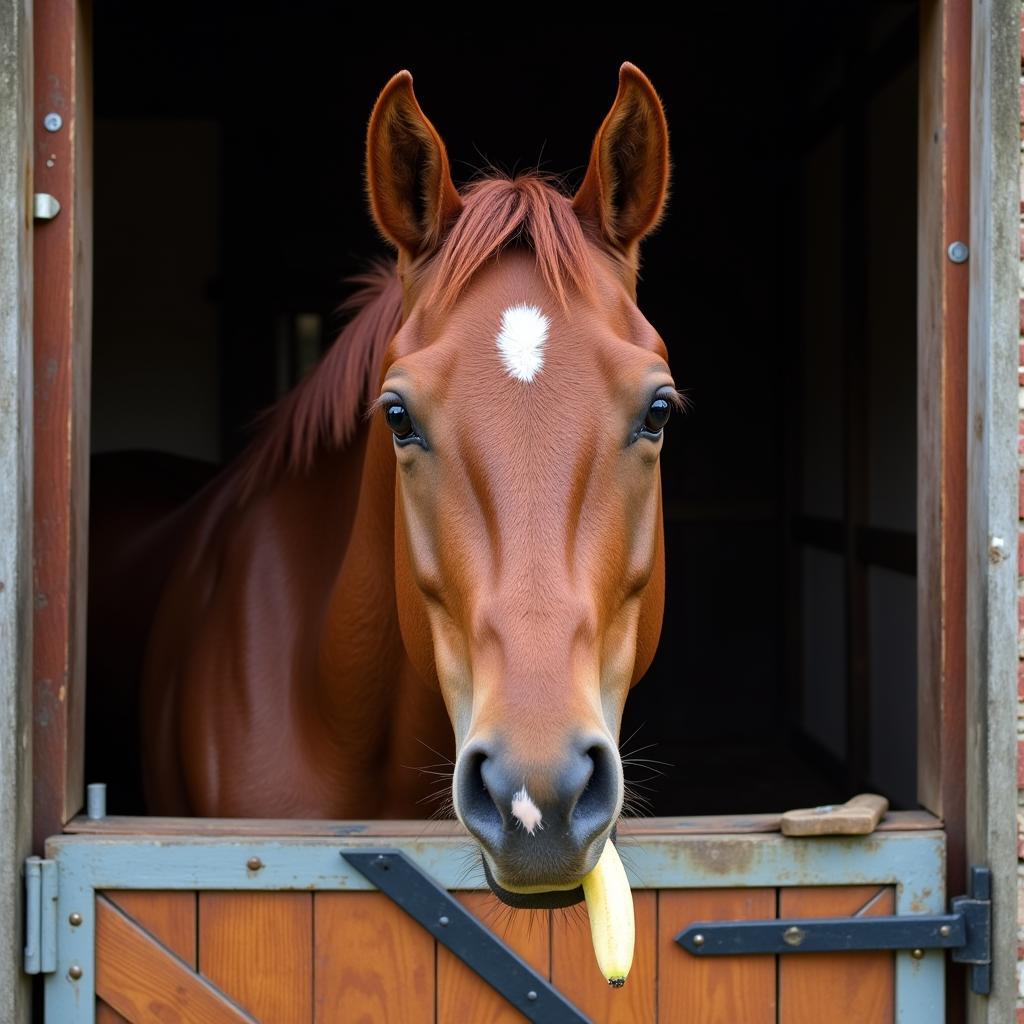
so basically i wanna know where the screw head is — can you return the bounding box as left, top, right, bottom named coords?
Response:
left=68, top=963, right=83, bottom=980
left=246, top=857, right=263, bottom=872
left=526, top=990, right=538, bottom=1001
left=783, top=926, right=806, bottom=947
left=43, top=112, right=62, bottom=132
left=938, top=924, right=951, bottom=938
left=947, top=240, right=969, bottom=264
left=68, top=912, right=83, bottom=927
left=910, top=948, right=925, bottom=960
left=692, top=933, right=705, bottom=948
left=438, top=915, right=450, bottom=927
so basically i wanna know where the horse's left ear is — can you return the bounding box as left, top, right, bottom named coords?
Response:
left=365, top=70, right=463, bottom=259
left=572, top=63, right=671, bottom=259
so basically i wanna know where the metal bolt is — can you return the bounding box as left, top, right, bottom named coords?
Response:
left=86, top=783, right=107, bottom=820
left=783, top=926, right=806, bottom=947
left=947, top=240, right=969, bottom=264
left=68, top=964, right=83, bottom=980
left=68, top=912, right=82, bottom=927
left=246, top=857, right=263, bottom=872
left=910, top=948, right=925, bottom=960
left=43, top=112, right=62, bottom=132
left=939, top=924, right=951, bottom=938
left=438, top=915, right=450, bottom=927
left=526, top=990, right=538, bottom=1001
left=692, top=933, right=705, bottom=948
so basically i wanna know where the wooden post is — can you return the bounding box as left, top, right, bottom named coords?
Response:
left=964, top=0, right=1019, bottom=1019
left=32, top=0, right=92, bottom=851
left=0, top=1, right=34, bottom=1020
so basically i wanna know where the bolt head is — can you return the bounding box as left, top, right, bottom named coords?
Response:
left=68, top=912, right=83, bottom=927
left=43, top=112, right=63, bottom=132
left=438, top=915, right=450, bottom=927
left=947, top=240, right=969, bottom=264
left=68, top=964, right=83, bottom=980
left=692, top=933, right=705, bottom=948
left=246, top=857, right=263, bottom=872
left=910, top=948, right=925, bottom=960
left=526, top=990, right=538, bottom=1001
left=938, top=924, right=951, bottom=938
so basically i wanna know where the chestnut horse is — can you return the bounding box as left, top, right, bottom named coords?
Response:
left=129, top=63, right=675, bottom=907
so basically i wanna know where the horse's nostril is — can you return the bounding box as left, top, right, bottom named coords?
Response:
left=455, top=748, right=504, bottom=849
left=570, top=741, right=619, bottom=846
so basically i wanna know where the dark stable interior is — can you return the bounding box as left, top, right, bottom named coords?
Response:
left=88, top=3, right=919, bottom=817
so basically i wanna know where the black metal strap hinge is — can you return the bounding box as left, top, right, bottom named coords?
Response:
left=341, top=849, right=590, bottom=1024
left=675, top=864, right=992, bottom=995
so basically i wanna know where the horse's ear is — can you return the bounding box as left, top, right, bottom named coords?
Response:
left=572, top=63, right=671, bottom=258
left=365, top=71, right=463, bottom=258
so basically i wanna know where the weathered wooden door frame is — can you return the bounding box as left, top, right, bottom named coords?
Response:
left=2, top=1, right=1018, bottom=1021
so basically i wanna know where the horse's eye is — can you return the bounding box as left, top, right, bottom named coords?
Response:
left=385, top=403, right=414, bottom=439
left=642, top=397, right=672, bottom=435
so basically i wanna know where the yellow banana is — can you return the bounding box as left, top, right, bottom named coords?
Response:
left=581, top=838, right=634, bottom=987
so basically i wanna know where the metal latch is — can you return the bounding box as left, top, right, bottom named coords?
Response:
left=24, top=856, right=58, bottom=975
left=677, top=865, right=992, bottom=995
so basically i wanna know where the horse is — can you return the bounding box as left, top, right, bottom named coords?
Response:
left=101, top=62, right=676, bottom=909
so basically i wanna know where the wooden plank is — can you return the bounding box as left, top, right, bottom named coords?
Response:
left=96, top=1001, right=130, bottom=1023
left=32, top=0, right=93, bottom=850
left=916, top=0, right=968, bottom=894
left=438, top=892, right=549, bottom=1024
left=199, top=892, right=312, bottom=1024
left=315, top=891, right=433, bottom=1024
left=551, top=891, right=655, bottom=1024
left=61, top=808, right=943, bottom=837
left=103, top=891, right=196, bottom=963
left=95, top=896, right=256, bottom=1023
left=658, top=888, right=776, bottom=1024
left=778, top=885, right=894, bottom=1023
left=0, top=3, right=34, bottom=1023
left=98, top=891, right=196, bottom=1023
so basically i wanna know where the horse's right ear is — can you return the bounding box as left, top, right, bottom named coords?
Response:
left=365, top=71, right=463, bottom=259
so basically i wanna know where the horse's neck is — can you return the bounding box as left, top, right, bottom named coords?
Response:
left=313, top=419, right=452, bottom=814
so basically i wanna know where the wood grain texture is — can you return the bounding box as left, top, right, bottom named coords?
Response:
left=916, top=0, right=968, bottom=886
left=96, top=1002, right=129, bottom=1024
left=438, top=892, right=549, bottom=1024
left=778, top=885, right=894, bottom=1024
left=315, top=891, right=434, bottom=1024
left=62, top=808, right=942, bottom=837
left=199, top=892, right=312, bottom=1023
left=95, top=896, right=256, bottom=1023
left=781, top=793, right=888, bottom=835
left=658, top=888, right=776, bottom=1024
left=32, top=0, right=93, bottom=851
left=551, top=890, right=655, bottom=1024
left=103, top=891, right=196, bottom=963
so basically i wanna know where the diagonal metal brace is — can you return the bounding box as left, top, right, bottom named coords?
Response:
left=341, top=849, right=590, bottom=1024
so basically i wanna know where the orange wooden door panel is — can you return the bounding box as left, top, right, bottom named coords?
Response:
left=551, top=891, right=656, bottom=1024
left=97, top=890, right=197, bottom=1023
left=95, top=896, right=254, bottom=1023
left=657, top=888, right=777, bottom=1024
left=316, top=891, right=435, bottom=1024
left=438, top=893, right=550, bottom=1024
left=199, top=892, right=313, bottom=1024
left=778, top=885, right=895, bottom=1024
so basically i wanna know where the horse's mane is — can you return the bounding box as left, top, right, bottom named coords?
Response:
left=236, top=171, right=613, bottom=498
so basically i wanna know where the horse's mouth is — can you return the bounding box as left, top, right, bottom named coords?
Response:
left=481, top=854, right=585, bottom=909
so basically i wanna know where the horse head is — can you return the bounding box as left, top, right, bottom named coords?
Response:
left=365, top=65, right=675, bottom=908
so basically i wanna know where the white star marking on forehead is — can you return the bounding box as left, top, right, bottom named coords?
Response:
left=495, top=303, right=550, bottom=382
left=511, top=787, right=543, bottom=835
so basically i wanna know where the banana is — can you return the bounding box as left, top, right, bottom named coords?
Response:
left=581, top=838, right=635, bottom=987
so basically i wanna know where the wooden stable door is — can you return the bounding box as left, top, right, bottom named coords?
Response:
left=93, top=887, right=899, bottom=1023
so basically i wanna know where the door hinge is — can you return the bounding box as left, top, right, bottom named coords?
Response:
left=23, top=856, right=58, bottom=975
left=677, top=864, right=992, bottom=995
